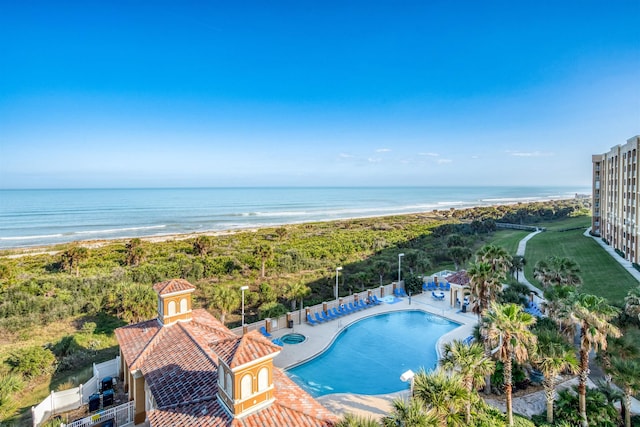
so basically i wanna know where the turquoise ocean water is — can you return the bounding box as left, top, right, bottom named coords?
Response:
left=0, top=186, right=590, bottom=249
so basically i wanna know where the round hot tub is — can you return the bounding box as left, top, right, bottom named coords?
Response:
left=281, top=333, right=306, bottom=344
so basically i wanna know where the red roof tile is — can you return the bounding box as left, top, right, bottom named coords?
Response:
left=446, top=270, right=470, bottom=286
left=153, top=278, right=196, bottom=295
left=210, top=331, right=281, bottom=369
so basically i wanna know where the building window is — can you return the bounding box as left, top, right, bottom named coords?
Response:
left=180, top=297, right=188, bottom=313
left=225, top=372, right=232, bottom=397
left=241, top=374, right=252, bottom=399
left=168, top=300, right=176, bottom=316
left=258, top=367, right=269, bottom=391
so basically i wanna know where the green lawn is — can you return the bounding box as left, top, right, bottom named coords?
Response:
left=480, top=229, right=530, bottom=255
left=522, top=225, right=638, bottom=306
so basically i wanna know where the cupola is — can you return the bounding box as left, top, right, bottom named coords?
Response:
left=153, top=279, right=195, bottom=325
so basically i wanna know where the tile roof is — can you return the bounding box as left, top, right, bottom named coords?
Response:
left=153, top=278, right=196, bottom=295
left=446, top=270, right=470, bottom=286
left=117, top=300, right=336, bottom=427
left=210, top=331, right=281, bottom=369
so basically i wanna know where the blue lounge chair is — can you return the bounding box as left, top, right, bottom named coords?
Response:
left=332, top=308, right=344, bottom=317
left=462, top=336, right=475, bottom=346
left=444, top=282, right=451, bottom=291
left=357, top=300, right=368, bottom=310
left=306, top=314, right=318, bottom=326
left=348, top=302, right=359, bottom=312
left=259, top=326, right=272, bottom=338
left=321, top=311, right=333, bottom=321
left=271, top=338, right=284, bottom=346
left=371, top=295, right=383, bottom=305
left=422, top=283, right=428, bottom=292
left=314, top=312, right=327, bottom=323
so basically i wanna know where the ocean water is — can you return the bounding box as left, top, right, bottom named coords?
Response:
left=0, top=186, right=590, bottom=249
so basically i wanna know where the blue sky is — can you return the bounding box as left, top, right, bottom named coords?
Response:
left=1, top=1, right=638, bottom=189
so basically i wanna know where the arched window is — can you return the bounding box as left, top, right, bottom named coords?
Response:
left=168, top=300, right=176, bottom=316
left=225, top=372, right=232, bottom=396
left=258, top=367, right=269, bottom=391
left=240, top=374, right=252, bottom=399
left=180, top=297, right=188, bottom=313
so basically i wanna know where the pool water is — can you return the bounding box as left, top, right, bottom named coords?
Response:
left=286, top=310, right=458, bottom=396
left=281, top=333, right=306, bottom=344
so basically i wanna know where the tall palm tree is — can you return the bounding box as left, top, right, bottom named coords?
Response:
left=373, top=260, right=390, bottom=286
left=610, top=357, right=640, bottom=427
left=533, top=256, right=582, bottom=288
left=382, top=397, right=438, bottom=427
left=412, top=369, right=468, bottom=427
left=440, top=340, right=495, bottom=423
left=254, top=244, right=273, bottom=279
left=467, top=260, right=502, bottom=394
left=510, top=255, right=526, bottom=281
left=207, top=285, right=241, bottom=324
left=283, top=280, right=310, bottom=311
left=485, top=302, right=537, bottom=426
left=532, top=331, right=579, bottom=424
left=193, top=235, right=213, bottom=257
left=61, top=244, right=89, bottom=276
left=125, top=238, right=146, bottom=266
left=568, top=293, right=621, bottom=427
left=476, top=244, right=512, bottom=275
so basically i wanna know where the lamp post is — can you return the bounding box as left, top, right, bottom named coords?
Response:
left=335, top=266, right=343, bottom=300
left=240, top=285, right=249, bottom=326
left=398, top=253, right=405, bottom=284
left=400, top=369, right=415, bottom=395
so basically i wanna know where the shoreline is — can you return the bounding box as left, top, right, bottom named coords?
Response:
left=0, top=196, right=586, bottom=257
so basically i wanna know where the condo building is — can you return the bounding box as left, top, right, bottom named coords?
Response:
left=592, top=135, right=640, bottom=263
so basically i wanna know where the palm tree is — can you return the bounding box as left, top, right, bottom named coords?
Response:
left=467, top=260, right=502, bottom=395
left=624, top=284, right=640, bottom=321
left=207, top=285, right=241, bottom=324
left=382, top=397, right=438, bottom=427
left=568, top=293, right=621, bottom=427
left=533, top=256, right=581, bottom=288
left=60, top=244, right=88, bottom=276
left=254, top=244, right=273, bottom=279
left=373, top=260, right=390, bottom=286
left=485, top=302, right=537, bottom=426
left=125, top=238, right=146, bottom=266
left=283, top=281, right=310, bottom=311
left=476, top=244, right=512, bottom=275
left=510, top=255, right=526, bottom=281
left=193, top=235, right=213, bottom=257
left=440, top=340, right=495, bottom=423
left=412, top=369, right=468, bottom=427
left=610, top=357, right=640, bottom=427
left=448, top=246, right=472, bottom=271
left=532, top=332, right=579, bottom=424
left=337, top=413, right=381, bottom=427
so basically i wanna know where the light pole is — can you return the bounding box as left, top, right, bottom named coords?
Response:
left=398, top=253, right=405, bottom=284
left=335, top=266, right=343, bottom=300
left=400, top=369, right=415, bottom=395
left=240, top=285, right=249, bottom=326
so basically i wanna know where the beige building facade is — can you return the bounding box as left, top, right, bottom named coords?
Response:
left=592, top=135, right=640, bottom=263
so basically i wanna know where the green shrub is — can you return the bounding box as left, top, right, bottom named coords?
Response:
left=5, top=346, right=55, bottom=378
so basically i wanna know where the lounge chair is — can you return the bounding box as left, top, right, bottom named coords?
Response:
left=357, top=300, right=368, bottom=310
left=348, top=302, right=359, bottom=312
left=321, top=311, right=333, bottom=321
left=422, top=283, right=428, bottom=292
left=371, top=295, right=383, bottom=305
left=314, top=312, right=327, bottom=323
left=332, top=308, right=344, bottom=317
left=271, top=338, right=284, bottom=346
left=432, top=291, right=445, bottom=301
left=306, top=314, right=318, bottom=326
left=462, top=335, right=475, bottom=346
left=443, top=282, right=451, bottom=291
left=259, top=326, right=272, bottom=338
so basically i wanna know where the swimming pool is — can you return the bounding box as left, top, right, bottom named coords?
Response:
left=286, top=310, right=458, bottom=396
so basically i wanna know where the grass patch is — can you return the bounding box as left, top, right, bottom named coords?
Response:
left=522, top=219, right=637, bottom=306
left=481, top=229, right=530, bottom=255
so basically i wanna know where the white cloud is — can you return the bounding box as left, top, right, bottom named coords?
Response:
left=437, top=159, right=452, bottom=164
left=506, top=150, right=554, bottom=157
left=368, top=157, right=382, bottom=163
left=338, top=153, right=354, bottom=158
left=376, top=148, right=391, bottom=153
left=471, top=155, right=480, bottom=159
left=419, top=152, right=439, bottom=157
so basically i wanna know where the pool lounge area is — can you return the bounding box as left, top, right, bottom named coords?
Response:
left=272, top=288, right=478, bottom=417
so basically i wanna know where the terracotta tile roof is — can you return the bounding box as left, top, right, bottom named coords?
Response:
left=114, top=319, right=162, bottom=370
left=153, top=278, right=196, bottom=295
left=211, top=331, right=281, bottom=369
left=446, top=270, right=470, bottom=286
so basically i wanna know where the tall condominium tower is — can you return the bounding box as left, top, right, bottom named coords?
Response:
left=592, top=135, right=640, bottom=263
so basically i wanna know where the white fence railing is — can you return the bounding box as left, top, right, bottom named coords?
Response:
left=32, top=356, right=121, bottom=427
left=61, top=401, right=135, bottom=427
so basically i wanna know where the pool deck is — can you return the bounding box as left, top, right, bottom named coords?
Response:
left=272, top=290, right=477, bottom=419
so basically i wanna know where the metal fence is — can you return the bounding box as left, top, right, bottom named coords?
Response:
left=61, top=401, right=135, bottom=427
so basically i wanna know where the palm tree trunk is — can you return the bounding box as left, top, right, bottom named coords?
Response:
left=624, top=390, right=631, bottom=427
left=544, top=380, right=555, bottom=424
left=505, top=354, right=513, bottom=426
left=578, top=339, right=590, bottom=427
